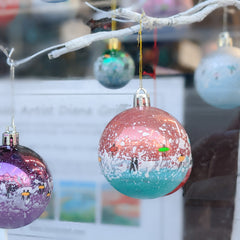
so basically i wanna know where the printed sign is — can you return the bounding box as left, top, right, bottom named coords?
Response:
left=0, top=78, right=185, bottom=240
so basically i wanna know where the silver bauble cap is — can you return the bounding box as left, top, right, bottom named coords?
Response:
left=133, top=88, right=150, bottom=107
left=2, top=123, right=19, bottom=147
left=218, top=32, right=233, bottom=47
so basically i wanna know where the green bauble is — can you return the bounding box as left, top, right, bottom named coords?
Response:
left=94, top=49, right=135, bottom=89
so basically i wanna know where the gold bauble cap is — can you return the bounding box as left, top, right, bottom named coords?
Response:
left=108, top=38, right=121, bottom=50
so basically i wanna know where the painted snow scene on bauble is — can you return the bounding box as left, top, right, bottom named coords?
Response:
left=0, top=145, right=53, bottom=229
left=98, top=107, right=192, bottom=199
left=195, top=47, right=240, bottom=109
left=94, top=49, right=135, bottom=89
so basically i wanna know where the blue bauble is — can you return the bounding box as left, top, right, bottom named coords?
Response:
left=194, top=47, right=240, bottom=109
left=94, top=49, right=135, bottom=89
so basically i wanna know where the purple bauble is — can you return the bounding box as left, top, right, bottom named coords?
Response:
left=0, top=144, right=53, bottom=228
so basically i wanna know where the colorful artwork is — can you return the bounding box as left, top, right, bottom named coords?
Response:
left=101, top=183, right=140, bottom=226
left=60, top=181, right=96, bottom=223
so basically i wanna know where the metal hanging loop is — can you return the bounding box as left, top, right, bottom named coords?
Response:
left=134, top=88, right=151, bottom=108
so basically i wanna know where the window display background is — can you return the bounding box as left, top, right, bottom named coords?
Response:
left=0, top=1, right=239, bottom=239
left=0, top=77, right=184, bottom=240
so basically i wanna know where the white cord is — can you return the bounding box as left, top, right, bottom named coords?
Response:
left=12, top=43, right=65, bottom=67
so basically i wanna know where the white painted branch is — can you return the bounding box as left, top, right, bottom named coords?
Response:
left=164, top=0, right=236, bottom=17
left=2, top=0, right=240, bottom=66
left=48, top=0, right=240, bottom=59
left=13, top=43, right=65, bottom=67
left=48, top=25, right=140, bottom=59
left=85, top=2, right=134, bottom=22
left=113, top=0, right=240, bottom=29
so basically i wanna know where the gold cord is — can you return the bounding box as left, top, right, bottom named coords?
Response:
left=111, top=0, right=117, bottom=31
left=138, top=15, right=143, bottom=89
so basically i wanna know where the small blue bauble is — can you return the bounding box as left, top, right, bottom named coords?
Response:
left=194, top=47, right=240, bottom=109
left=94, top=49, right=135, bottom=89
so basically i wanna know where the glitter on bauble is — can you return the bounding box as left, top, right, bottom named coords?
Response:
left=0, top=126, right=53, bottom=228
left=98, top=88, right=192, bottom=199
left=194, top=32, right=240, bottom=109
left=94, top=38, right=135, bottom=89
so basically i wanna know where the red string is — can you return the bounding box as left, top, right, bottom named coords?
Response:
left=143, top=28, right=159, bottom=80
left=154, top=28, right=158, bottom=49
left=143, top=71, right=155, bottom=79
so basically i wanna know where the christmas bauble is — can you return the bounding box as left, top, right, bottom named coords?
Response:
left=0, top=0, right=19, bottom=27
left=94, top=49, right=135, bottom=89
left=98, top=94, right=192, bottom=199
left=0, top=131, right=53, bottom=229
left=195, top=46, right=240, bottom=109
left=143, top=0, right=193, bottom=17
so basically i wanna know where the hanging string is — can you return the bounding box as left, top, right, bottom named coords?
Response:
left=143, top=28, right=159, bottom=80
left=111, top=0, right=117, bottom=31
left=10, top=63, right=16, bottom=131
left=138, top=15, right=143, bottom=89
left=153, top=28, right=159, bottom=79
left=0, top=47, right=16, bottom=130
left=223, top=6, right=228, bottom=32
left=153, top=28, right=158, bottom=107
left=7, top=49, right=16, bottom=131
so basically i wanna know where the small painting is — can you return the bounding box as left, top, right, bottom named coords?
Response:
left=60, top=181, right=96, bottom=223
left=101, top=183, right=140, bottom=226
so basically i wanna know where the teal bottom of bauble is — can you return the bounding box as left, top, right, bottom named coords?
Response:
left=105, top=168, right=187, bottom=199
